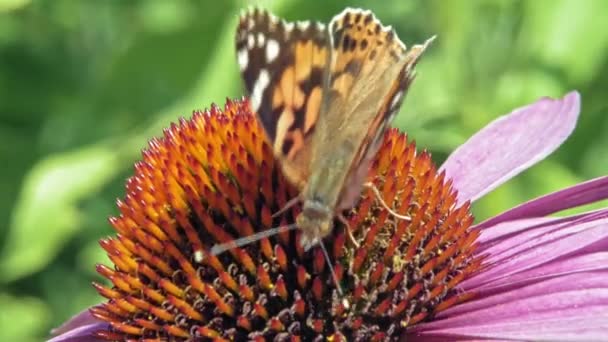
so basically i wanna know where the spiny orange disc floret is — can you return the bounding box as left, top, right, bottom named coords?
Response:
left=92, top=98, right=480, bottom=341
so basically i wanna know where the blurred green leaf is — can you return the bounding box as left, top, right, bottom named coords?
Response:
left=0, top=293, right=49, bottom=342
left=473, top=180, right=523, bottom=222
left=1, top=145, right=120, bottom=283
left=523, top=0, right=608, bottom=83
left=581, top=117, right=608, bottom=178
left=495, top=69, right=564, bottom=110
left=42, top=262, right=103, bottom=328
left=138, top=0, right=194, bottom=34
left=77, top=238, right=111, bottom=277
left=0, top=0, right=30, bottom=13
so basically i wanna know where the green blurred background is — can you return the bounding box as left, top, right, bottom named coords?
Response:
left=1, top=0, right=607, bottom=340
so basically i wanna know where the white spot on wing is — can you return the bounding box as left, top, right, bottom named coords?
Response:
left=251, top=69, right=270, bottom=112
left=297, top=21, right=310, bottom=30
left=247, top=34, right=255, bottom=49
left=257, top=32, right=265, bottom=47
left=237, top=48, right=249, bottom=71
left=266, top=39, right=280, bottom=63
left=329, top=7, right=407, bottom=51
left=269, top=14, right=278, bottom=24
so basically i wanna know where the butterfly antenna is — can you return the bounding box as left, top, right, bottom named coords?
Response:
left=209, top=223, right=299, bottom=256
left=319, top=240, right=345, bottom=298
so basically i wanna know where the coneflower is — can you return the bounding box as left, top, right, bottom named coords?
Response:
left=51, top=91, right=608, bottom=341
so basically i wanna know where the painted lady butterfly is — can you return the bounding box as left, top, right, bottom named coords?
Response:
left=212, top=8, right=433, bottom=261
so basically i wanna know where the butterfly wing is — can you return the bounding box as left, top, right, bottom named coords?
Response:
left=235, top=8, right=330, bottom=187
left=306, top=8, right=433, bottom=209
left=236, top=7, right=433, bottom=210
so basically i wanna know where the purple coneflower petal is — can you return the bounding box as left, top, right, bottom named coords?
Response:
left=409, top=208, right=608, bottom=340
left=475, top=209, right=608, bottom=255
left=462, top=253, right=608, bottom=298
left=468, top=215, right=608, bottom=287
left=440, top=91, right=581, bottom=206
left=477, top=176, right=608, bottom=229
left=474, top=210, right=608, bottom=262
left=410, top=282, right=608, bottom=341
left=48, top=308, right=107, bottom=342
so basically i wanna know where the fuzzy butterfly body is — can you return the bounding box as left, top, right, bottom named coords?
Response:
left=236, top=7, right=433, bottom=249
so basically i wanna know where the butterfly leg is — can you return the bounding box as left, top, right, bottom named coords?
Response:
left=363, top=182, right=412, bottom=221
left=337, top=214, right=360, bottom=248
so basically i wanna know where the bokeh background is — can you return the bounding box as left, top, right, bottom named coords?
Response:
left=1, top=0, right=607, bottom=340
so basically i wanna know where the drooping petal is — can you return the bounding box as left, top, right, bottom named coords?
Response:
left=459, top=253, right=608, bottom=299
left=48, top=308, right=107, bottom=342
left=475, top=208, right=608, bottom=253
left=477, top=176, right=608, bottom=229
left=440, top=91, right=581, bottom=205
left=410, top=278, right=608, bottom=341
left=407, top=209, right=608, bottom=341
left=467, top=214, right=608, bottom=288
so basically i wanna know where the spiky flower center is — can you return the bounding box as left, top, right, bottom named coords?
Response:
left=93, top=99, right=480, bottom=341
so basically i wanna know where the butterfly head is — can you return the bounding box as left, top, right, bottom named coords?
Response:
left=297, top=199, right=334, bottom=250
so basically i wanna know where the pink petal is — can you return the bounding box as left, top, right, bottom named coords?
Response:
left=443, top=272, right=608, bottom=318
left=47, top=323, right=106, bottom=342
left=411, top=303, right=608, bottom=341
left=475, top=208, right=608, bottom=247
left=408, top=206, right=608, bottom=340
left=48, top=308, right=107, bottom=342
left=409, top=284, right=608, bottom=341
left=465, top=216, right=608, bottom=288
left=465, top=253, right=608, bottom=298
left=409, top=335, right=512, bottom=342
left=477, top=176, right=608, bottom=229
left=439, top=91, right=581, bottom=205
left=475, top=208, right=608, bottom=255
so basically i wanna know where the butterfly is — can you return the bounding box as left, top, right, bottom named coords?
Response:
left=211, top=8, right=432, bottom=259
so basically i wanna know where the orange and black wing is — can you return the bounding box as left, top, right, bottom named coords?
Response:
left=235, top=8, right=331, bottom=186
